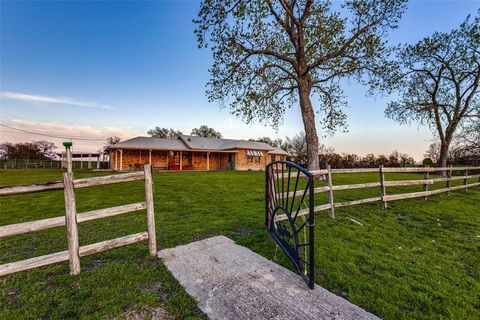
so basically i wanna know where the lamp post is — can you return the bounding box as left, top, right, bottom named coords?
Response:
left=63, top=142, right=73, bottom=173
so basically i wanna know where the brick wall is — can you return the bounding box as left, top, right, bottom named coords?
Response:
left=110, top=149, right=235, bottom=171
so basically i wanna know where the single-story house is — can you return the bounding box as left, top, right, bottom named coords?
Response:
left=109, top=135, right=288, bottom=171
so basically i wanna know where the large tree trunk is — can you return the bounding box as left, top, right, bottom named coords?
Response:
left=438, top=139, right=450, bottom=176
left=298, top=82, right=319, bottom=171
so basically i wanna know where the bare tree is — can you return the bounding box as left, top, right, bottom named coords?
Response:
left=283, top=132, right=308, bottom=164
left=454, top=120, right=480, bottom=155
left=195, top=0, right=406, bottom=170
left=103, top=136, right=121, bottom=153
left=380, top=13, right=480, bottom=169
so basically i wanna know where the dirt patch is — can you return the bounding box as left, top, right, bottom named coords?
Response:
left=117, top=306, right=175, bottom=320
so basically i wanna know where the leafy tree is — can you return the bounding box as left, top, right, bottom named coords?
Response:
left=0, top=141, right=57, bottom=160
left=380, top=13, right=480, bottom=169
left=249, top=137, right=283, bottom=147
left=422, top=158, right=434, bottom=166
left=190, top=125, right=222, bottom=138
left=147, top=127, right=182, bottom=139
left=195, top=0, right=407, bottom=170
left=102, top=136, right=121, bottom=153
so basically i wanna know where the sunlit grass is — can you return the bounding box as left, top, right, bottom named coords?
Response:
left=0, top=169, right=479, bottom=319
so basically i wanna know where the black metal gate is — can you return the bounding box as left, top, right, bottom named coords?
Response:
left=265, top=160, right=315, bottom=289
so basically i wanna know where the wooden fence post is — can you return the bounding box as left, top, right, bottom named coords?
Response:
left=63, top=172, right=81, bottom=275
left=423, top=166, right=429, bottom=200
left=326, top=165, right=334, bottom=218
left=144, top=164, right=157, bottom=256
left=379, top=165, right=387, bottom=208
left=446, top=165, right=452, bottom=195
left=464, top=168, right=468, bottom=191
left=478, top=171, right=480, bottom=191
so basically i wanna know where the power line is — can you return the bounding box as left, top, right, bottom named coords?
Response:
left=0, top=123, right=107, bottom=141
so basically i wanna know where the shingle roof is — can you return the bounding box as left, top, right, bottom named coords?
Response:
left=268, top=147, right=289, bottom=155
left=112, top=135, right=288, bottom=154
left=112, top=136, right=190, bottom=151
left=179, top=135, right=273, bottom=151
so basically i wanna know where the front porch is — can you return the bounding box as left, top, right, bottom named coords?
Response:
left=111, top=149, right=237, bottom=171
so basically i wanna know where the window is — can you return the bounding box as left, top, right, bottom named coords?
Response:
left=246, top=150, right=262, bottom=163
left=271, top=155, right=275, bottom=162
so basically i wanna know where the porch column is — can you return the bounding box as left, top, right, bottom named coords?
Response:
left=139, top=150, right=142, bottom=163
left=120, top=149, right=123, bottom=171
left=80, top=153, right=83, bottom=169
left=180, top=151, right=183, bottom=170
left=88, top=153, right=92, bottom=170
left=115, top=150, right=118, bottom=170
left=207, top=152, right=210, bottom=171
left=97, top=155, right=100, bottom=169
left=149, top=149, right=152, bottom=165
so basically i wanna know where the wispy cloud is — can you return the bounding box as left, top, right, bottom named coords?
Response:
left=0, top=91, right=114, bottom=110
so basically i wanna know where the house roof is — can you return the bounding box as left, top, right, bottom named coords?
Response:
left=268, top=147, right=289, bottom=155
left=111, top=136, right=190, bottom=151
left=179, top=135, right=273, bottom=151
left=112, top=135, right=288, bottom=155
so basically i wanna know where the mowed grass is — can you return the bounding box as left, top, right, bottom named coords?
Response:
left=0, top=169, right=479, bottom=320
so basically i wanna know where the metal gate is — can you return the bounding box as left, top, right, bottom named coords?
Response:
left=265, top=160, right=315, bottom=289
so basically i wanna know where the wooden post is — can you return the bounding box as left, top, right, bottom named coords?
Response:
left=139, top=150, right=142, bottom=163
left=423, top=166, right=429, bottom=200
left=115, top=149, right=118, bottom=170
left=88, top=154, right=92, bottom=170
left=179, top=151, right=183, bottom=170
left=80, top=153, right=83, bottom=170
left=464, top=168, right=468, bottom=191
left=63, top=172, right=80, bottom=275
left=120, top=149, right=123, bottom=171
left=446, top=165, right=452, bottom=195
left=478, top=172, right=480, bottom=191
left=326, top=165, right=335, bottom=218
left=97, top=155, right=100, bottom=169
left=207, top=152, right=210, bottom=171
left=379, top=165, right=387, bottom=208
left=149, top=149, right=152, bottom=165
left=143, top=164, right=157, bottom=256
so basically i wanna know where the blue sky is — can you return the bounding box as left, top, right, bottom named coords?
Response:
left=1, top=0, right=479, bottom=159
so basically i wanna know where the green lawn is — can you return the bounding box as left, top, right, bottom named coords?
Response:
left=0, top=169, right=479, bottom=319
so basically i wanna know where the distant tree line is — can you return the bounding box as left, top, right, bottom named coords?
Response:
left=249, top=132, right=417, bottom=169
left=0, top=141, right=57, bottom=160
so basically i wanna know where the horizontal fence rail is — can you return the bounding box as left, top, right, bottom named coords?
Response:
left=275, top=165, right=480, bottom=221
left=0, top=171, right=145, bottom=196
left=0, top=165, right=156, bottom=276
left=0, top=202, right=146, bottom=238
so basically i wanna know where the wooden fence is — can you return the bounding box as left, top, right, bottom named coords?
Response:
left=0, top=159, right=110, bottom=170
left=0, top=164, right=156, bottom=276
left=276, top=165, right=480, bottom=221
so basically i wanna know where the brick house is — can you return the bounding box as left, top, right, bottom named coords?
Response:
left=109, top=135, right=288, bottom=171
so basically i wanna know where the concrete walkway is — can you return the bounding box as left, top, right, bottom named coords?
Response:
left=158, top=236, right=380, bottom=320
